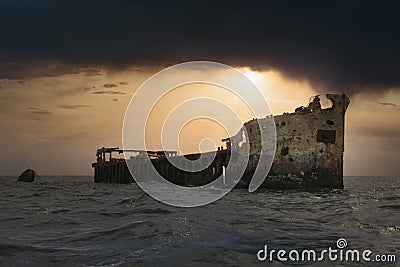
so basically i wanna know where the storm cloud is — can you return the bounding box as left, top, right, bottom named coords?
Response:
left=1, top=1, right=399, bottom=94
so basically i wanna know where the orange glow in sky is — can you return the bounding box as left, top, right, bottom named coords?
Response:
left=0, top=66, right=399, bottom=176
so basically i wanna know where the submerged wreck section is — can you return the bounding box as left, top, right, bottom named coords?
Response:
left=18, top=169, right=38, bottom=182
left=92, top=147, right=230, bottom=186
left=92, top=147, right=133, bottom=183
left=92, top=93, right=350, bottom=189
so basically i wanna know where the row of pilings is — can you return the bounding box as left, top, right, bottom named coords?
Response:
left=92, top=160, right=134, bottom=184
left=92, top=150, right=229, bottom=185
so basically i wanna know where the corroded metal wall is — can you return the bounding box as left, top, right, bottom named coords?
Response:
left=235, top=94, right=350, bottom=189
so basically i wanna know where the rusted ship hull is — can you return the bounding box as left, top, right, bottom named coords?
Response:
left=92, top=94, right=349, bottom=189
left=237, top=93, right=350, bottom=189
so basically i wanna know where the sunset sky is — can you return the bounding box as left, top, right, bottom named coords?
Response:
left=0, top=1, right=399, bottom=176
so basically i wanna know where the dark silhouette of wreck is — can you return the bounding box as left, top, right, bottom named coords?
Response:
left=18, top=169, right=38, bottom=182
left=92, top=94, right=350, bottom=189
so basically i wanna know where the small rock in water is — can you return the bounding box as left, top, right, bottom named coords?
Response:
left=18, top=169, right=37, bottom=182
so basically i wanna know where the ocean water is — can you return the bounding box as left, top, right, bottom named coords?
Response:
left=0, top=176, right=399, bottom=266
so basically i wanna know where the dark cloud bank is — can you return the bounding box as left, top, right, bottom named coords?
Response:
left=1, top=1, right=399, bottom=95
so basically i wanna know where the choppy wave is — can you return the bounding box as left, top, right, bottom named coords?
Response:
left=0, top=175, right=399, bottom=266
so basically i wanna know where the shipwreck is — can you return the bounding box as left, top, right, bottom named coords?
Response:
left=92, top=93, right=350, bottom=189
